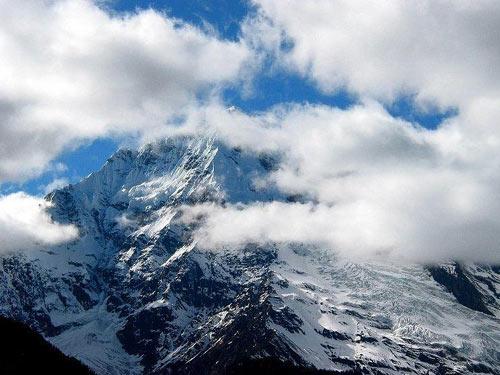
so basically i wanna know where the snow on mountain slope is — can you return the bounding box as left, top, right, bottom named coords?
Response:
left=0, top=135, right=499, bottom=374
left=270, top=246, right=499, bottom=373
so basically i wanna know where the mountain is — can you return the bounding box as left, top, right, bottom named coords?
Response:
left=0, top=316, right=94, bottom=374
left=0, top=136, right=499, bottom=374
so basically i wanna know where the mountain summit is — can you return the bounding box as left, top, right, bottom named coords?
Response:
left=0, top=136, right=498, bottom=374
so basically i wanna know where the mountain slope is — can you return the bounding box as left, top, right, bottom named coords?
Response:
left=0, top=136, right=499, bottom=374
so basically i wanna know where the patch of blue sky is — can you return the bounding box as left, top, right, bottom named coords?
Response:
left=387, top=95, right=458, bottom=130
left=224, top=70, right=356, bottom=113
left=2, top=138, right=119, bottom=196
left=107, top=0, right=252, bottom=41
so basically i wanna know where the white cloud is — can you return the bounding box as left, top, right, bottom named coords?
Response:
left=183, top=196, right=500, bottom=263
left=165, top=1, right=500, bottom=263
left=0, top=193, right=78, bottom=252
left=250, top=0, right=500, bottom=109
left=0, top=0, right=250, bottom=182
left=173, top=100, right=500, bottom=263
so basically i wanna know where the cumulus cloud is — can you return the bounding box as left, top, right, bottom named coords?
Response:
left=250, top=0, right=500, bottom=108
left=172, top=100, right=500, bottom=263
left=0, top=193, right=78, bottom=252
left=0, top=0, right=250, bottom=182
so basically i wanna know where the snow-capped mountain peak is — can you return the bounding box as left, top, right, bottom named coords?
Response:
left=1, top=135, right=498, bottom=374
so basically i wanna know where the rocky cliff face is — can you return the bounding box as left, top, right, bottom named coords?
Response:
left=0, top=136, right=498, bottom=374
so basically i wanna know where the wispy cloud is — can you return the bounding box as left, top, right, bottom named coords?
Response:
left=41, top=178, right=70, bottom=195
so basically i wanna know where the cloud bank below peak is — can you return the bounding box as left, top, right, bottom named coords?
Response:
left=174, top=100, right=500, bottom=263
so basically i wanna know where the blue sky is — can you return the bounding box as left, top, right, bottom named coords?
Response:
left=2, top=0, right=456, bottom=196
left=110, top=0, right=251, bottom=41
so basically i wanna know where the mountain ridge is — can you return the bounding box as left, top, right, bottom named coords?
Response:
left=0, top=135, right=498, bottom=374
